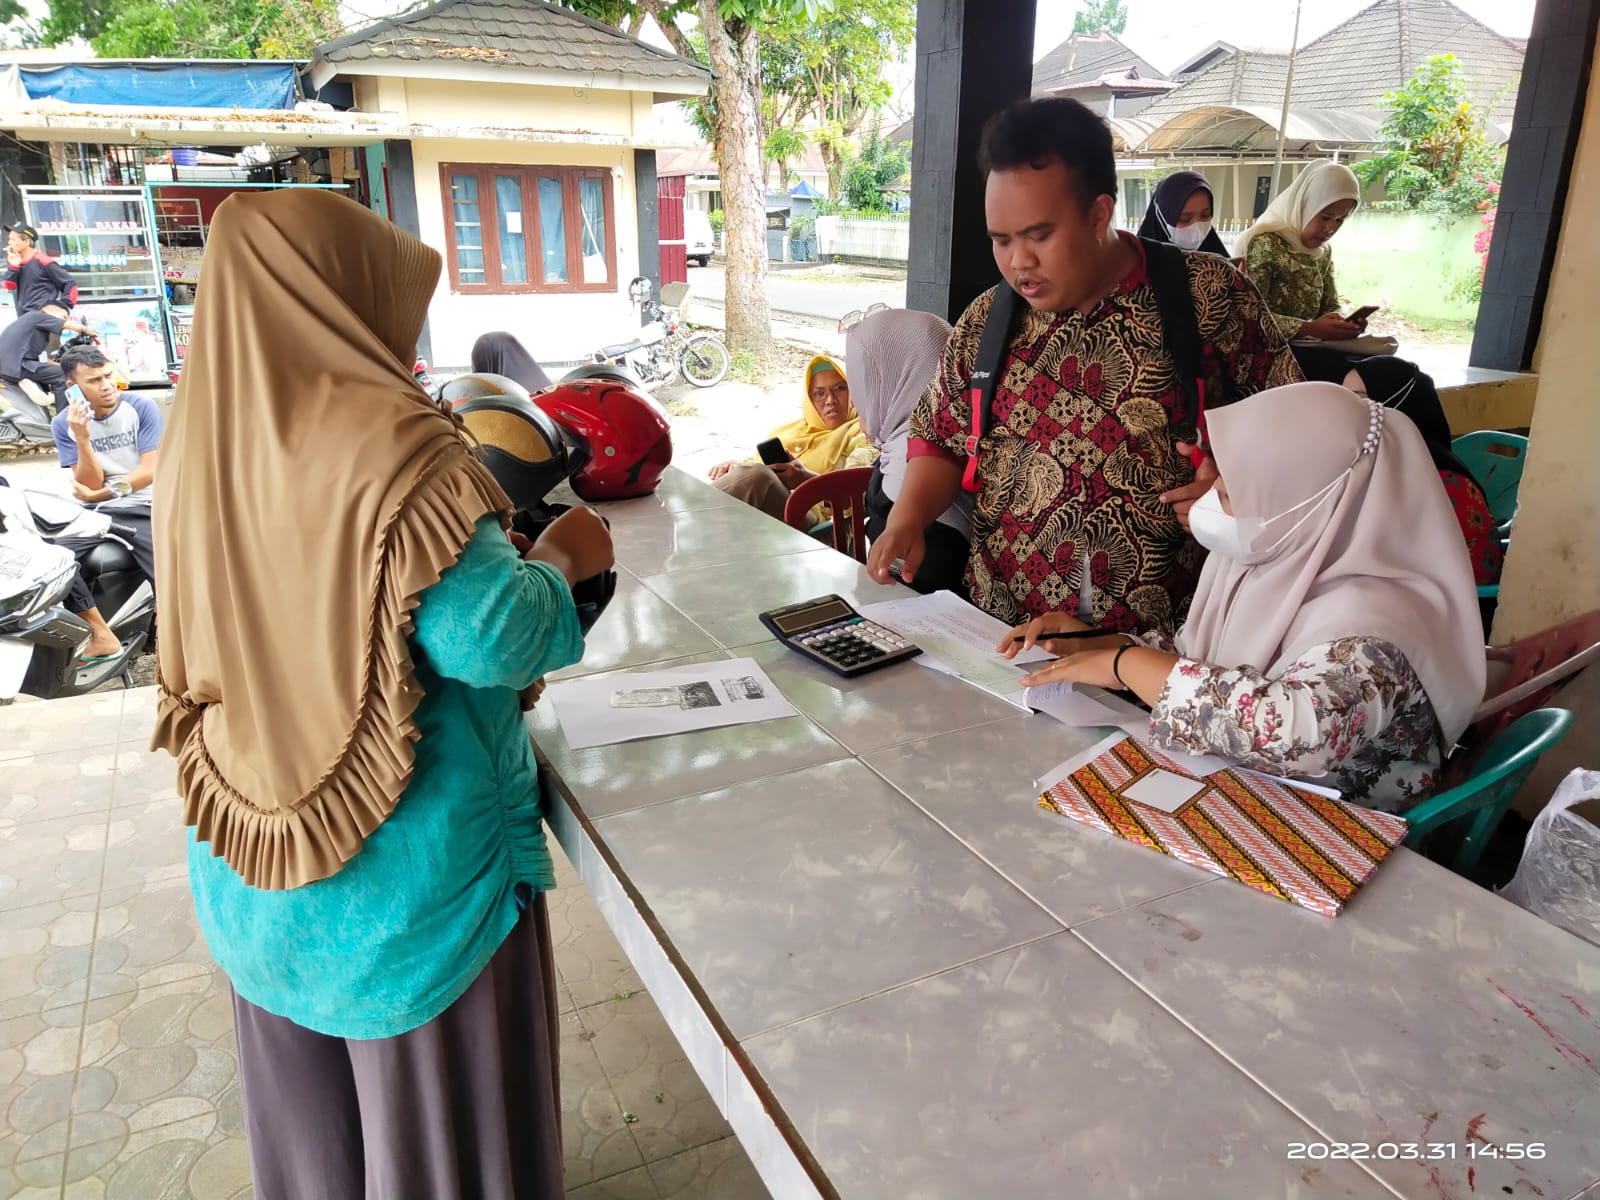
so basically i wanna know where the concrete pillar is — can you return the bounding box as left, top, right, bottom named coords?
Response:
left=634, top=149, right=661, bottom=311
left=381, top=139, right=431, bottom=362
left=1492, top=41, right=1600, bottom=812
left=1471, top=0, right=1600, bottom=371
left=906, top=0, right=1038, bottom=324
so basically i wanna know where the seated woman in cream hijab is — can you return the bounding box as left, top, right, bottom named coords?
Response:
left=708, top=355, right=872, bottom=519
left=1001, top=381, right=1485, bottom=812
left=1238, top=161, right=1368, bottom=345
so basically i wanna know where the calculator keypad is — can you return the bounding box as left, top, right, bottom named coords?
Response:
left=797, top=618, right=914, bottom=672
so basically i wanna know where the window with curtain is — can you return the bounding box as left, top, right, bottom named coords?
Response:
left=495, top=174, right=527, bottom=285
left=538, top=177, right=567, bottom=285
left=449, top=173, right=485, bottom=287
left=579, top=176, right=608, bottom=285
left=440, top=164, right=616, bottom=294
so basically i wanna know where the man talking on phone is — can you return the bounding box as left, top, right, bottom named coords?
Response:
left=50, top=343, right=161, bottom=588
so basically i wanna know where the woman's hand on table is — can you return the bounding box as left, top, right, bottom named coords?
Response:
left=519, top=677, right=547, bottom=711
left=998, top=613, right=1108, bottom=658
left=771, top=460, right=815, bottom=489
left=1018, top=648, right=1124, bottom=690
left=1020, top=642, right=1183, bottom=708
left=707, top=460, right=738, bottom=482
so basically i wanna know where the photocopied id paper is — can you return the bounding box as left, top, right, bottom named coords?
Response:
left=546, top=657, right=796, bottom=749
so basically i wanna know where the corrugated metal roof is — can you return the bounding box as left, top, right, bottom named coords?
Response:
left=316, top=0, right=708, bottom=86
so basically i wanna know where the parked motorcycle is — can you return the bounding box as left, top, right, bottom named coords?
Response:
left=586, top=294, right=730, bottom=390
left=413, top=356, right=442, bottom=403
left=0, top=381, right=57, bottom=456
left=0, top=481, right=155, bottom=703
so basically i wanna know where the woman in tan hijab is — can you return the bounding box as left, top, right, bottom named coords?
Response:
left=1000, top=381, right=1485, bottom=812
left=153, top=188, right=612, bottom=1199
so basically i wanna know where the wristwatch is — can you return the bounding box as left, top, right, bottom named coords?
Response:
left=108, top=480, right=132, bottom=498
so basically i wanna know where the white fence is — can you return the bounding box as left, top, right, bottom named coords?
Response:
left=816, top=215, right=911, bottom=263
left=814, top=214, right=1253, bottom=265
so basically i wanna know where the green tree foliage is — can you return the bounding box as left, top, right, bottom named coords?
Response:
left=841, top=125, right=908, bottom=212
left=1353, top=53, right=1504, bottom=218
left=559, top=0, right=829, bottom=358
left=1073, top=0, right=1128, bottom=35
left=764, top=0, right=914, bottom=196
left=26, top=0, right=343, bottom=57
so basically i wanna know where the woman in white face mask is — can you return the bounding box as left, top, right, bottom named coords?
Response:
left=998, top=381, right=1486, bottom=811
left=1137, top=170, right=1230, bottom=257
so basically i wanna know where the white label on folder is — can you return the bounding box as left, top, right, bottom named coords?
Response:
left=1122, top=769, right=1207, bottom=814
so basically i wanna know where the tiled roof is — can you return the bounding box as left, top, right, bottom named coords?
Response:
left=316, top=0, right=708, bottom=86
left=1032, top=32, right=1167, bottom=93
left=1136, top=0, right=1522, bottom=130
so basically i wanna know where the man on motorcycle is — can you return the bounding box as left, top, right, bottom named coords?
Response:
left=0, top=302, right=99, bottom=414
left=51, top=343, right=159, bottom=597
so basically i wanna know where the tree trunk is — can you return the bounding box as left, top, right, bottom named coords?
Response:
left=821, top=142, right=844, bottom=203
left=700, top=0, right=772, bottom=360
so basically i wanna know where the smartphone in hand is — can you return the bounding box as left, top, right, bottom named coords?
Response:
left=756, top=437, right=791, bottom=466
left=1346, top=305, right=1379, bottom=323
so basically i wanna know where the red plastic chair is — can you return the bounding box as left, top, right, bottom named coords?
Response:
left=1470, top=608, right=1600, bottom=742
left=783, top=467, right=873, bottom=562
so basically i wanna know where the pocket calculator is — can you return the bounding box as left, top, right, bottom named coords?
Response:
left=758, top=594, right=921, bottom=677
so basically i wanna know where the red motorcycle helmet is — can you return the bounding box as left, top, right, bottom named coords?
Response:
left=535, top=373, right=672, bottom=500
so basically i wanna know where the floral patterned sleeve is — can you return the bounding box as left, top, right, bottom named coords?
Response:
left=1147, top=637, right=1445, bottom=810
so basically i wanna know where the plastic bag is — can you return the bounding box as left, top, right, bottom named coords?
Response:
left=1500, top=769, right=1600, bottom=948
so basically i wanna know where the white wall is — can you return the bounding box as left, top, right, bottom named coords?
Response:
left=409, top=137, right=641, bottom=369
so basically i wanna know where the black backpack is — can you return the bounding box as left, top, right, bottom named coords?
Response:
left=960, top=237, right=1212, bottom=493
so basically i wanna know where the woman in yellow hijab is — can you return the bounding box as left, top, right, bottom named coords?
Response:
left=708, top=355, right=874, bottom=518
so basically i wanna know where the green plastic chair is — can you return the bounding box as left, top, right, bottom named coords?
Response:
left=1403, top=708, right=1574, bottom=876
left=1451, top=430, right=1528, bottom=531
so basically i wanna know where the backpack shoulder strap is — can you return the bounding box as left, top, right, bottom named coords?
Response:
left=1139, top=237, right=1203, bottom=430
left=961, top=284, right=1020, bottom=494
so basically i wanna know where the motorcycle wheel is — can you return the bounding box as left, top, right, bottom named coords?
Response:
left=680, top=335, right=731, bottom=389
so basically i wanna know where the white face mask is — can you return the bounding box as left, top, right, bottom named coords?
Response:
left=1170, top=220, right=1212, bottom=252
left=1189, top=472, right=1350, bottom=565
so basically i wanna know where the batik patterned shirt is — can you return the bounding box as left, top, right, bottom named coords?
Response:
left=1144, top=635, right=1443, bottom=812
left=1244, top=231, right=1342, bottom=339
left=909, top=236, right=1300, bottom=634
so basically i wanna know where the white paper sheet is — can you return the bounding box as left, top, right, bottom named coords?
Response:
left=858, top=590, right=1051, bottom=707
left=1021, top=680, right=1152, bottom=738
left=505, top=211, right=523, bottom=234
left=547, top=657, right=795, bottom=749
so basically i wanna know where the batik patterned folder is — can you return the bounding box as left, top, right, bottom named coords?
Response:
left=1038, top=736, right=1409, bottom=917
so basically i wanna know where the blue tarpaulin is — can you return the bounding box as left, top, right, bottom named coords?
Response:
left=20, top=63, right=298, bottom=111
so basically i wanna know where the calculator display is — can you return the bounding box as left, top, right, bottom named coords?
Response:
left=770, top=598, right=853, bottom=634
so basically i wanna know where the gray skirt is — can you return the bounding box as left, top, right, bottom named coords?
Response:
left=230, top=890, right=562, bottom=1200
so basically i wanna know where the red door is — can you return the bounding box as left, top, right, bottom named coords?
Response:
left=658, top=174, right=687, bottom=285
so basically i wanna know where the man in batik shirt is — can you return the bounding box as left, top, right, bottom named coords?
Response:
left=867, top=98, right=1301, bottom=634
